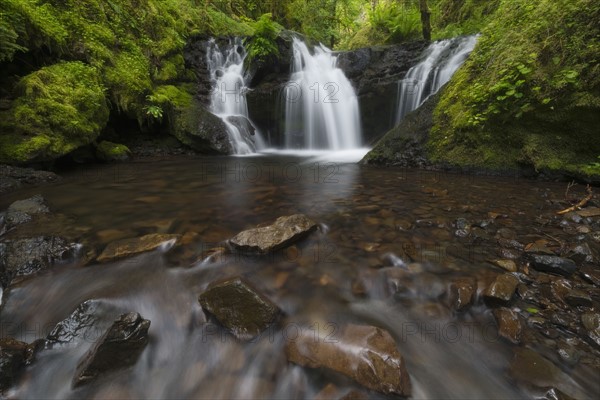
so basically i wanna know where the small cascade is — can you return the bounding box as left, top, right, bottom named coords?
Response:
left=395, top=35, right=478, bottom=124
left=283, top=38, right=362, bottom=150
left=207, top=38, right=259, bottom=154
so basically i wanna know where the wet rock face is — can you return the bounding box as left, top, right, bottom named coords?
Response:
left=528, top=255, right=577, bottom=277
left=509, top=348, right=573, bottom=394
left=229, top=214, right=318, bottom=254
left=73, top=312, right=150, bottom=388
left=483, top=273, right=519, bottom=305
left=286, top=324, right=411, bottom=396
left=3, top=195, right=49, bottom=230
left=96, top=233, right=180, bottom=263
left=198, top=276, right=280, bottom=340
left=0, top=338, right=28, bottom=393
left=46, top=300, right=123, bottom=348
left=0, top=235, right=78, bottom=288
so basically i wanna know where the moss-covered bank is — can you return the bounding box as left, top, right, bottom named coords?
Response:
left=429, top=0, right=600, bottom=179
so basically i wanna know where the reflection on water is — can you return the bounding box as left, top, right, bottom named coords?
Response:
left=0, top=156, right=596, bottom=399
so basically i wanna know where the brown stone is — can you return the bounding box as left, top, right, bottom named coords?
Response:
left=285, top=324, right=411, bottom=396
left=490, top=259, right=518, bottom=272
left=229, top=214, right=318, bottom=254
left=493, top=308, right=523, bottom=344
left=483, top=274, right=519, bottom=305
left=448, top=277, right=476, bottom=311
left=97, top=233, right=180, bottom=262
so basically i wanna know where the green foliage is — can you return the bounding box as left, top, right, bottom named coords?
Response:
left=430, top=0, right=600, bottom=176
left=433, top=0, right=500, bottom=39
left=0, top=61, right=109, bottom=163
left=245, top=13, right=282, bottom=66
left=368, top=0, right=421, bottom=43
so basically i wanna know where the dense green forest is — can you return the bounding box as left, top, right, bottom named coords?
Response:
left=0, top=0, right=598, bottom=177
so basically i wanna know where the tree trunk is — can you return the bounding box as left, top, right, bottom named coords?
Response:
left=419, top=0, right=432, bottom=41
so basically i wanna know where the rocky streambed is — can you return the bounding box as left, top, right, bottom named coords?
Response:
left=1, top=156, right=599, bottom=399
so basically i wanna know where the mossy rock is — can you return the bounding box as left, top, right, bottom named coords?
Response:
left=0, top=61, right=109, bottom=164
left=168, top=98, right=232, bottom=155
left=95, top=141, right=131, bottom=162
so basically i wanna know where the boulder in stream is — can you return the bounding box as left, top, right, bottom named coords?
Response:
left=285, top=324, right=412, bottom=396
left=72, top=312, right=150, bottom=388
left=448, top=277, right=476, bottom=311
left=229, top=214, right=318, bottom=254
left=0, top=165, right=60, bottom=194
left=2, top=195, right=49, bottom=231
left=96, top=233, right=180, bottom=263
left=198, top=276, right=280, bottom=340
left=0, top=235, right=79, bottom=288
left=493, top=308, right=523, bottom=344
left=0, top=338, right=28, bottom=394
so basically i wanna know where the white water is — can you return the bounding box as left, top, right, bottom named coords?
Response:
left=207, top=38, right=261, bottom=154
left=283, top=38, right=362, bottom=150
left=395, top=35, right=478, bottom=124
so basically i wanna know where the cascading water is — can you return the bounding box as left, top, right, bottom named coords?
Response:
left=283, top=38, right=362, bottom=150
left=395, top=35, right=478, bottom=124
left=207, top=38, right=262, bottom=154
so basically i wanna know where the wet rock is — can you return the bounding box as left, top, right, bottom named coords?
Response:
left=46, top=300, right=123, bottom=348
left=229, top=214, right=318, bottom=254
left=498, top=248, right=521, bottom=259
left=483, top=274, right=519, bottom=305
left=198, top=276, right=280, bottom=340
left=564, top=289, right=593, bottom=307
left=73, top=312, right=150, bottom=388
left=566, top=243, right=594, bottom=264
left=0, top=338, right=28, bottom=393
left=556, top=341, right=581, bottom=366
left=0, top=165, right=60, bottom=194
left=581, top=313, right=600, bottom=349
left=528, top=255, right=577, bottom=277
left=579, top=265, right=600, bottom=287
left=490, top=259, right=518, bottom=272
left=96, top=233, right=180, bottom=262
left=285, top=324, right=411, bottom=396
left=493, top=308, right=523, bottom=344
left=498, top=238, right=524, bottom=250
left=448, top=277, right=476, bottom=311
left=0, top=236, right=79, bottom=288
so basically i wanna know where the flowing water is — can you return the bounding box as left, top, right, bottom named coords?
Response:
left=395, top=36, right=478, bottom=124
left=283, top=38, right=362, bottom=150
left=1, top=156, right=597, bottom=399
left=207, top=38, right=262, bottom=154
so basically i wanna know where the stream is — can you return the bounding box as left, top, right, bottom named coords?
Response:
left=1, top=155, right=598, bottom=399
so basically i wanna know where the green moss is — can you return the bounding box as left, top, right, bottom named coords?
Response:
left=95, top=140, right=131, bottom=161
left=0, top=61, right=108, bottom=163
left=430, top=0, right=600, bottom=178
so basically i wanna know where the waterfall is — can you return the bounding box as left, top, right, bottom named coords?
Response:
left=395, top=35, right=478, bottom=124
left=283, top=38, right=362, bottom=150
left=207, top=38, right=260, bottom=154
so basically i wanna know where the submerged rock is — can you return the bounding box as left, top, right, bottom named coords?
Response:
left=581, top=313, right=600, bottom=349
left=285, top=324, right=411, bottom=396
left=229, top=214, right=318, bottom=254
left=0, top=236, right=79, bottom=288
left=509, top=348, right=572, bottom=392
left=96, top=233, right=180, bottom=263
left=198, top=276, right=280, bottom=340
left=0, top=165, right=60, bottom=194
left=72, top=312, right=150, bottom=388
left=483, top=273, right=519, bottom=305
left=1, top=195, right=50, bottom=233
left=528, top=255, right=577, bottom=277
left=0, top=338, right=28, bottom=394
